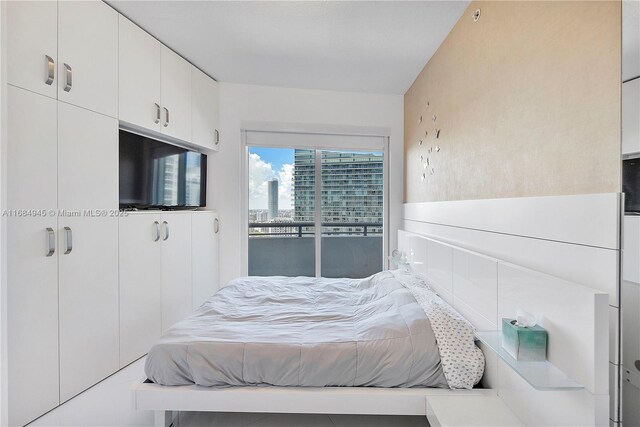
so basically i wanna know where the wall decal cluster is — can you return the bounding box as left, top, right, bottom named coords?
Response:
left=417, top=100, right=442, bottom=183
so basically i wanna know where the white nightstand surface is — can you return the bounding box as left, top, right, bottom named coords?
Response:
left=426, top=395, right=524, bottom=427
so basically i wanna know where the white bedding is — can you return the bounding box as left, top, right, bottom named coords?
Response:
left=145, top=271, right=484, bottom=389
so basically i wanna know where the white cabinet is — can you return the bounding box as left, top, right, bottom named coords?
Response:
left=161, top=46, right=192, bottom=141
left=623, top=79, right=640, bottom=155
left=119, top=211, right=218, bottom=363
left=57, top=0, right=119, bottom=117
left=57, top=103, right=119, bottom=402
left=7, top=0, right=118, bottom=116
left=58, top=216, right=119, bottom=402
left=160, top=212, right=193, bottom=331
left=7, top=86, right=120, bottom=424
left=623, top=0, right=640, bottom=82
left=192, top=212, right=220, bottom=308
left=624, top=216, right=640, bottom=284
left=6, top=86, right=60, bottom=427
left=191, top=67, right=220, bottom=150
left=7, top=1, right=58, bottom=99
left=119, top=15, right=162, bottom=132
left=119, top=213, right=163, bottom=367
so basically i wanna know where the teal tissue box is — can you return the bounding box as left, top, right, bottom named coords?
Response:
left=501, top=318, right=547, bottom=361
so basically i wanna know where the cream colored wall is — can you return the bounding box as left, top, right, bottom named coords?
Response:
left=404, top=1, right=621, bottom=203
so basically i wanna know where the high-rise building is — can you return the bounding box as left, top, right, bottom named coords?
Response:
left=267, top=178, right=279, bottom=220
left=293, top=150, right=383, bottom=234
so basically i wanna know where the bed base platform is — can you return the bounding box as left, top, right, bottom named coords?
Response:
left=133, top=380, right=494, bottom=426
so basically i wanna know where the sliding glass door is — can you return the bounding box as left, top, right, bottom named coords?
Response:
left=247, top=144, right=385, bottom=278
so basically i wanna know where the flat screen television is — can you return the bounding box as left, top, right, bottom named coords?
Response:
left=624, top=156, right=640, bottom=214
left=119, top=130, right=207, bottom=209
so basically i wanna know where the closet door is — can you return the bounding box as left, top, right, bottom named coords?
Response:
left=119, top=15, right=162, bottom=132
left=6, top=0, right=58, bottom=99
left=191, top=67, right=220, bottom=150
left=57, top=102, right=119, bottom=402
left=119, top=213, right=162, bottom=366
left=161, top=46, right=192, bottom=141
left=192, top=212, right=220, bottom=309
left=161, top=212, right=193, bottom=331
left=57, top=0, right=119, bottom=117
left=6, top=87, right=59, bottom=427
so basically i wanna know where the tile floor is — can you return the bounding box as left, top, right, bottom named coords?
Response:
left=29, top=357, right=429, bottom=427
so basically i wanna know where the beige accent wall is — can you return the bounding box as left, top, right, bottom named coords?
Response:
left=404, top=1, right=621, bottom=203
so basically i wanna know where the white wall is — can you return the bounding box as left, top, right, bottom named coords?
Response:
left=210, top=83, right=403, bottom=284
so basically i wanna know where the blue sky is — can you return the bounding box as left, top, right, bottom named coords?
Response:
left=249, top=147, right=293, bottom=173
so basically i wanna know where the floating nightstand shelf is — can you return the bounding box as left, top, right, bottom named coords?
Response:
left=475, top=331, right=584, bottom=391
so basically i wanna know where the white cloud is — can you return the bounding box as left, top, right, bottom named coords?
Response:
left=278, top=163, right=294, bottom=210
left=248, top=153, right=293, bottom=210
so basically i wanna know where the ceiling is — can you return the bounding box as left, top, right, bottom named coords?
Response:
left=107, top=1, right=469, bottom=95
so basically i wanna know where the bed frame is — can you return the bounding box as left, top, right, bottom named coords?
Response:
left=132, top=231, right=610, bottom=427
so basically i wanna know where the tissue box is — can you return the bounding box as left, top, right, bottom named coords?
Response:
left=501, top=318, right=547, bottom=361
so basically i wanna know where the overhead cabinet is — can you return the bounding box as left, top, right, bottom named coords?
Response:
left=119, top=15, right=219, bottom=149
left=119, top=16, right=193, bottom=142
left=7, top=0, right=118, bottom=117
left=192, top=67, right=220, bottom=150
left=623, top=78, right=640, bottom=155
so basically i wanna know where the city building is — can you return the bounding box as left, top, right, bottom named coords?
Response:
left=293, top=149, right=383, bottom=234
left=267, top=178, right=279, bottom=220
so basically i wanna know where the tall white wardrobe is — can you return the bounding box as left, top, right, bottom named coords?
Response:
left=5, top=2, right=220, bottom=426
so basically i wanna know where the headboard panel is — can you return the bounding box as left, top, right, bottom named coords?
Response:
left=398, top=229, right=609, bottom=397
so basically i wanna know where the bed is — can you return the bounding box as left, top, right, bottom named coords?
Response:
left=145, top=270, right=484, bottom=390
left=133, top=231, right=609, bottom=427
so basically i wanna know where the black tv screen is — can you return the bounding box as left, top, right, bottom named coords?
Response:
left=624, top=157, right=640, bottom=214
left=119, top=130, right=207, bottom=209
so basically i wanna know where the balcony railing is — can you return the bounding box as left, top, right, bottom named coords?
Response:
left=248, top=222, right=383, bottom=278
left=248, top=222, right=383, bottom=237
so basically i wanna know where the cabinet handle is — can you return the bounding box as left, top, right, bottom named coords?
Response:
left=63, top=226, right=72, bottom=254
left=214, top=218, right=219, bottom=234
left=163, top=107, right=169, bottom=127
left=153, top=221, right=160, bottom=242
left=214, top=129, right=220, bottom=145
left=45, top=55, right=55, bottom=85
left=162, top=221, right=169, bottom=240
left=154, top=103, right=161, bottom=124
left=63, top=63, right=72, bottom=92
left=46, top=227, right=55, bottom=257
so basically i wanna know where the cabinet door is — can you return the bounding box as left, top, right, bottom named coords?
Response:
left=58, top=102, right=118, bottom=210
left=623, top=79, right=640, bottom=155
left=119, top=214, right=162, bottom=366
left=119, top=15, right=162, bottom=132
left=58, top=216, right=119, bottom=402
left=161, top=46, right=192, bottom=142
left=57, top=0, right=118, bottom=117
left=7, top=1, right=58, bottom=99
left=191, top=67, right=220, bottom=150
left=7, top=86, right=58, bottom=211
left=161, top=212, right=193, bottom=331
left=192, top=212, right=220, bottom=309
left=6, top=86, right=59, bottom=427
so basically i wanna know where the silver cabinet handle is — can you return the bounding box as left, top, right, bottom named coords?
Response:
left=63, top=226, right=72, bottom=254
left=46, top=227, right=55, bottom=257
left=154, top=103, right=161, bottom=124
left=163, top=107, right=169, bottom=127
left=45, top=55, right=55, bottom=85
left=214, top=129, right=220, bottom=146
left=214, top=218, right=219, bottom=234
left=63, top=63, right=72, bottom=92
left=153, top=221, right=160, bottom=242
left=162, top=221, right=169, bottom=240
